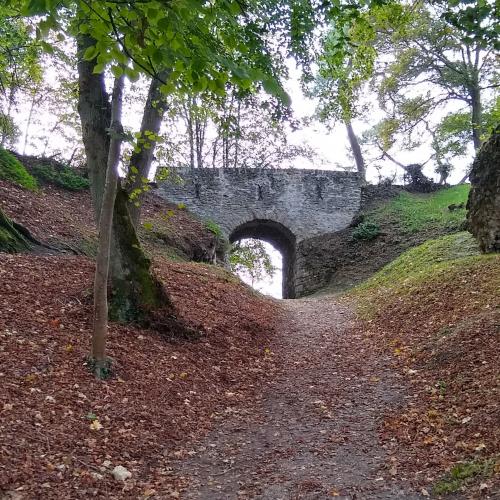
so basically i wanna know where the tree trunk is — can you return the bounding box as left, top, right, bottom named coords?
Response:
left=109, top=184, right=169, bottom=322
left=77, top=35, right=167, bottom=324
left=126, top=72, right=169, bottom=227
left=0, top=208, right=31, bottom=253
left=77, top=35, right=111, bottom=221
left=470, top=81, right=482, bottom=151
left=23, top=92, right=38, bottom=155
left=91, top=75, right=124, bottom=378
left=345, top=121, right=366, bottom=183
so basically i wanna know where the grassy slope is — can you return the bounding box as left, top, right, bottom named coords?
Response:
left=368, top=185, right=470, bottom=235
left=351, top=232, right=500, bottom=495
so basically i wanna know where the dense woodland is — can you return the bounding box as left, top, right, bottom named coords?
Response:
left=0, top=0, right=499, bottom=497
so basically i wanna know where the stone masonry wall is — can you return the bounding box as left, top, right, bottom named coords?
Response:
left=155, top=167, right=362, bottom=297
left=156, top=168, right=361, bottom=240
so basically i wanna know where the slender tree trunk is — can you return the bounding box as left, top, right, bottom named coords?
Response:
left=126, top=71, right=169, bottom=227
left=77, top=35, right=167, bottom=324
left=23, top=92, right=38, bottom=155
left=470, top=82, right=482, bottom=151
left=345, top=120, right=366, bottom=183
left=233, top=101, right=241, bottom=168
left=91, top=75, right=124, bottom=377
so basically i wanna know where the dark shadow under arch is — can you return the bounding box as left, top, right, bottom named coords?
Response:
left=230, top=219, right=296, bottom=299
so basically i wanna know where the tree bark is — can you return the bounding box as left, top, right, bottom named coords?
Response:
left=470, top=81, right=482, bottom=151
left=109, top=184, right=168, bottom=322
left=91, top=75, right=124, bottom=377
left=77, top=35, right=167, bottom=324
left=345, top=121, right=366, bottom=183
left=126, top=72, right=169, bottom=227
left=77, top=35, right=111, bottom=221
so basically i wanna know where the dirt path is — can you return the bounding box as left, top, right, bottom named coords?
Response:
left=173, top=296, right=424, bottom=499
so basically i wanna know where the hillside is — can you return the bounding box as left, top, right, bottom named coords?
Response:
left=0, top=151, right=224, bottom=262
left=352, top=232, right=500, bottom=496
left=0, top=154, right=282, bottom=498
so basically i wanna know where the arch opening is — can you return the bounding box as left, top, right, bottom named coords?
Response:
left=229, top=219, right=296, bottom=299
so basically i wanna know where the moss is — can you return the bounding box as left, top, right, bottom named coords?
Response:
left=433, top=458, right=497, bottom=495
left=351, top=232, right=499, bottom=318
left=369, top=185, right=470, bottom=234
left=0, top=148, right=37, bottom=190
left=354, top=232, right=482, bottom=294
left=0, top=208, right=31, bottom=253
left=31, top=163, right=89, bottom=191
left=108, top=186, right=168, bottom=323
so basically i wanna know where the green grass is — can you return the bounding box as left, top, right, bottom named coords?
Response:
left=0, top=148, right=37, bottom=190
left=370, top=185, right=470, bottom=234
left=433, top=458, right=498, bottom=495
left=350, top=232, right=500, bottom=310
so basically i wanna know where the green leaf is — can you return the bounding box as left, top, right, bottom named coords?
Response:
left=111, top=65, right=123, bottom=78
left=83, top=45, right=99, bottom=61
left=92, top=63, right=106, bottom=74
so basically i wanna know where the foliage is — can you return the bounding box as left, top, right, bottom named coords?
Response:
left=370, top=185, right=470, bottom=234
left=0, top=10, right=42, bottom=145
left=230, top=239, right=276, bottom=287
left=436, top=0, right=500, bottom=50
left=204, top=219, right=224, bottom=240
left=0, top=112, right=18, bottom=145
left=312, top=2, right=406, bottom=123
left=368, top=1, right=498, bottom=178
left=352, top=220, right=380, bottom=240
left=314, top=0, right=499, bottom=182
left=0, top=147, right=37, bottom=189
left=431, top=111, right=473, bottom=182
left=433, top=458, right=498, bottom=495
left=31, top=163, right=89, bottom=191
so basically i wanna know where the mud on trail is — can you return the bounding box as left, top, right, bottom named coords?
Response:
left=173, top=297, right=425, bottom=499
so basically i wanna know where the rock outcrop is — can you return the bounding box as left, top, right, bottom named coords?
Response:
left=467, top=128, right=500, bottom=252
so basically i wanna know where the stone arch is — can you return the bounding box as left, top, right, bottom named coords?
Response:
left=229, top=219, right=296, bottom=299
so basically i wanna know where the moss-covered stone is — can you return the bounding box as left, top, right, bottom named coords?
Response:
left=467, top=127, right=500, bottom=252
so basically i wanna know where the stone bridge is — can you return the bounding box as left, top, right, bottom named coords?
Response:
left=155, top=167, right=362, bottom=298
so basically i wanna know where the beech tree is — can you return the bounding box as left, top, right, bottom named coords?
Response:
left=18, top=0, right=307, bottom=376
